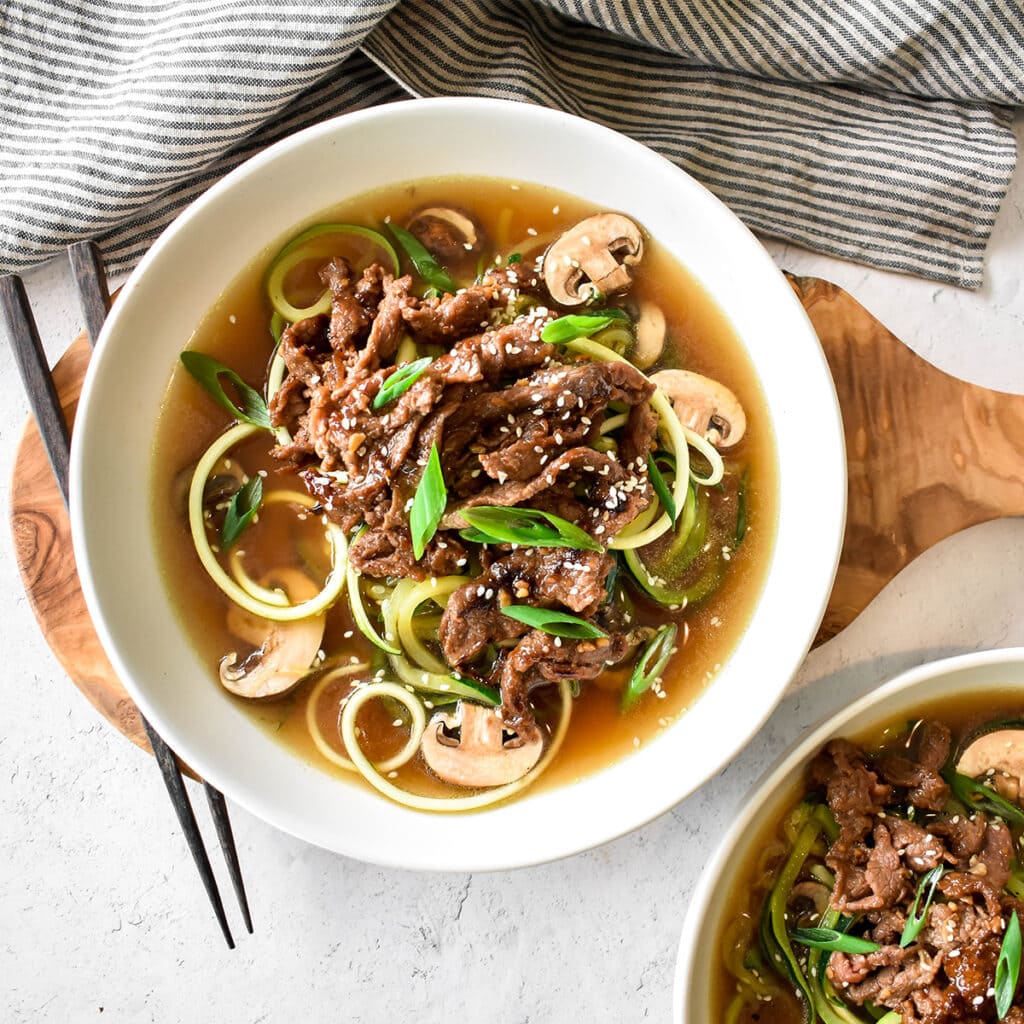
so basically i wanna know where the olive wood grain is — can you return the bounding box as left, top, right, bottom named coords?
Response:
left=11, top=279, right=1024, bottom=754
left=787, top=275, right=1024, bottom=644
left=10, top=333, right=152, bottom=755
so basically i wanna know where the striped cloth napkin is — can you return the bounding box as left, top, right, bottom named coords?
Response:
left=2, top=0, right=1021, bottom=287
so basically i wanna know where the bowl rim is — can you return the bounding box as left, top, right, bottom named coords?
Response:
left=673, top=645, right=1024, bottom=1019
left=70, top=96, right=847, bottom=871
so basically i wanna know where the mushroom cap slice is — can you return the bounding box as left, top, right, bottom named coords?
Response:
left=650, top=369, right=746, bottom=448
left=420, top=701, right=543, bottom=788
left=405, top=206, right=485, bottom=264
left=542, top=212, right=644, bottom=306
left=219, top=568, right=325, bottom=700
left=633, top=300, right=666, bottom=370
left=957, top=729, right=1024, bottom=800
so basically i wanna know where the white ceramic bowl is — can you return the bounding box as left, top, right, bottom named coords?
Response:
left=674, top=646, right=1024, bottom=1020
left=71, top=98, right=845, bottom=870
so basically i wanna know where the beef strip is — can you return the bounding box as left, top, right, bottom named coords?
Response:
left=348, top=527, right=468, bottom=581
left=498, top=628, right=638, bottom=740
left=439, top=548, right=615, bottom=668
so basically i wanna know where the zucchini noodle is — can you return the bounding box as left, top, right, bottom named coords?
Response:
left=685, top=425, right=725, bottom=487
left=565, top=337, right=690, bottom=551
left=346, top=559, right=400, bottom=655
left=228, top=490, right=328, bottom=606
left=266, top=222, right=400, bottom=324
left=267, top=245, right=335, bottom=322
left=340, top=680, right=573, bottom=812
left=265, top=348, right=291, bottom=446
left=306, top=665, right=426, bottom=774
left=599, top=412, right=630, bottom=434
left=188, top=423, right=347, bottom=620
left=394, top=576, right=466, bottom=674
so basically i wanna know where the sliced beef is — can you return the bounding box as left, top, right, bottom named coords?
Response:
left=833, top=822, right=908, bottom=913
left=932, top=814, right=988, bottom=863
left=878, top=750, right=950, bottom=811
left=439, top=548, right=615, bottom=668
left=348, top=528, right=468, bottom=581
left=402, top=288, right=492, bottom=344
left=888, top=817, right=948, bottom=873
left=443, top=447, right=652, bottom=542
left=499, top=628, right=637, bottom=740
left=810, top=738, right=892, bottom=843
left=278, top=314, right=329, bottom=385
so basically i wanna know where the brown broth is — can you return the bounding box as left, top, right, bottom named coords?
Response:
left=711, top=688, right=1024, bottom=1023
left=151, top=175, right=778, bottom=801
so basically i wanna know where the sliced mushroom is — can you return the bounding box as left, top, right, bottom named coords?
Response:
left=405, top=206, right=485, bottom=265
left=650, top=369, right=746, bottom=448
left=957, top=729, right=1024, bottom=802
left=633, top=301, right=666, bottom=369
left=542, top=213, right=644, bottom=306
left=420, top=701, right=543, bottom=788
left=219, top=569, right=325, bottom=700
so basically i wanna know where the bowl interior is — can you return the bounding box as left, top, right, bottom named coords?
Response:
left=674, top=647, right=1024, bottom=1020
left=71, top=98, right=845, bottom=870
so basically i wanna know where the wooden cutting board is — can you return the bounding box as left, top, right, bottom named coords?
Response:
left=11, top=275, right=1024, bottom=756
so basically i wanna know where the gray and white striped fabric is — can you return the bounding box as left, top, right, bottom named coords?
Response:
left=1, top=1, right=1021, bottom=287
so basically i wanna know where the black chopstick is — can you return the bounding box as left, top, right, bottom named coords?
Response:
left=0, top=275, right=72, bottom=506
left=65, top=244, right=254, bottom=945
left=0, top=253, right=252, bottom=947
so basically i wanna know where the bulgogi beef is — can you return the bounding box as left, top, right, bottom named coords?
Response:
left=804, top=724, right=1023, bottom=1024
left=270, top=259, right=657, bottom=737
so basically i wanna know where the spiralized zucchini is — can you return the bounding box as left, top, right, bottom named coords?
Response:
left=265, top=348, right=291, bottom=446
left=340, top=680, right=573, bottom=812
left=306, top=665, right=425, bottom=775
left=188, top=423, right=347, bottom=620
left=266, top=222, right=401, bottom=324
left=565, top=338, right=689, bottom=550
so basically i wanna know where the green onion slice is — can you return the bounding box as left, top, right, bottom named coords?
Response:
left=373, top=357, right=433, bottom=409
left=647, top=453, right=677, bottom=523
left=410, top=443, right=447, bottom=560
left=900, top=865, right=944, bottom=947
left=180, top=351, right=271, bottom=428
left=622, top=623, right=676, bottom=710
left=460, top=506, right=602, bottom=552
left=789, top=928, right=881, bottom=954
left=997, top=911, right=1022, bottom=1019
left=942, top=769, right=1024, bottom=828
left=388, top=223, right=457, bottom=294
left=541, top=314, right=615, bottom=345
left=221, top=475, right=263, bottom=549
left=499, top=605, right=607, bottom=639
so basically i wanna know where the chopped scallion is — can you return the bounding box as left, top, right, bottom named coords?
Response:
left=789, top=928, right=880, bottom=954
left=221, top=476, right=263, bottom=548
left=460, top=505, right=602, bottom=551
left=499, top=605, right=607, bottom=640
left=180, top=351, right=271, bottom=428
left=997, top=911, right=1022, bottom=1019
left=373, top=357, right=432, bottom=409
left=409, top=443, right=447, bottom=560
left=900, top=865, right=944, bottom=948
left=388, top=223, right=457, bottom=294
left=622, top=623, right=676, bottom=710
left=647, top=453, right=677, bottom=522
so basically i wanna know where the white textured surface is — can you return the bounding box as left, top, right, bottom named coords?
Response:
left=2, top=110, right=1023, bottom=1022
